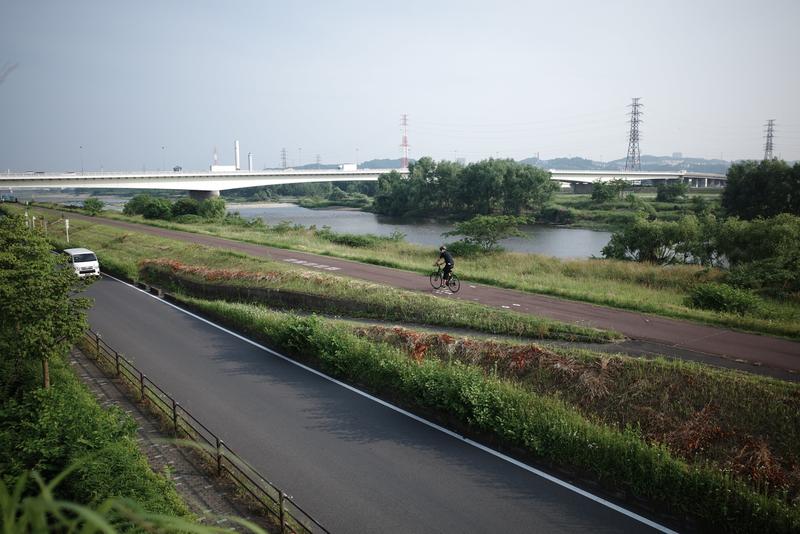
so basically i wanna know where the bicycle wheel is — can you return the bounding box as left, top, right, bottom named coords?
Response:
left=430, top=271, right=442, bottom=289
left=447, top=274, right=461, bottom=293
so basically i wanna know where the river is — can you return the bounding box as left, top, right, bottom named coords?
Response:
left=13, top=191, right=611, bottom=258
left=231, top=203, right=611, bottom=258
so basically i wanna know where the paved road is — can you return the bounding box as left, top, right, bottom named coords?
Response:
left=86, top=276, right=666, bottom=533
left=52, top=209, right=800, bottom=375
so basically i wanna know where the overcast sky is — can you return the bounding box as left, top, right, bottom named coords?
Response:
left=1, top=0, right=799, bottom=171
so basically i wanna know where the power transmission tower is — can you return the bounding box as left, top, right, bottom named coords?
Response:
left=315, top=154, right=321, bottom=169
left=624, top=98, right=643, bottom=171
left=764, top=119, right=776, bottom=160
left=280, top=148, right=287, bottom=169
left=400, top=114, right=410, bottom=169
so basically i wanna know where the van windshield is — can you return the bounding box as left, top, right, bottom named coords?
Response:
left=73, top=253, right=97, bottom=263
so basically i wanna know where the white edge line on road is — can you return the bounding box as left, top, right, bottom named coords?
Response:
left=101, top=272, right=676, bottom=534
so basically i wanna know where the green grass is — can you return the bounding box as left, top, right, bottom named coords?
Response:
left=19, top=203, right=800, bottom=339
left=356, top=324, right=800, bottom=499
left=173, top=296, right=800, bottom=533
left=16, top=207, right=617, bottom=342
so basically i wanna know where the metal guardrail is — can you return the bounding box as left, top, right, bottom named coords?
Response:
left=82, top=330, right=329, bottom=534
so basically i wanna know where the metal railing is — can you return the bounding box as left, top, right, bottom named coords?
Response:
left=82, top=330, right=328, bottom=534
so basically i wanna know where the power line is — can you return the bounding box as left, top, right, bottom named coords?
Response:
left=624, top=97, right=643, bottom=171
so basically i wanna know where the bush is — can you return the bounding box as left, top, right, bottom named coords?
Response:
left=170, top=198, right=199, bottom=217
left=0, top=359, right=186, bottom=516
left=141, top=198, right=173, bottom=220
left=82, top=197, right=104, bottom=216
left=686, top=282, right=761, bottom=314
left=197, top=198, right=226, bottom=220
left=656, top=181, right=688, bottom=202
left=537, top=205, right=576, bottom=225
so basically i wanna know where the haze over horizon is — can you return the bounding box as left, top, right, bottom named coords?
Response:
left=1, top=0, right=799, bottom=172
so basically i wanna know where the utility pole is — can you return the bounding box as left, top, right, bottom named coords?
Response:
left=764, top=119, right=776, bottom=160
left=624, top=98, right=643, bottom=171
left=400, top=114, right=410, bottom=170
left=280, top=148, right=288, bottom=169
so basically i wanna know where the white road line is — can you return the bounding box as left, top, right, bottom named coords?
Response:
left=100, top=273, right=676, bottom=534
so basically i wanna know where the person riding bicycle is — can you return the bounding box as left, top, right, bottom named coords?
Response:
left=434, top=245, right=455, bottom=284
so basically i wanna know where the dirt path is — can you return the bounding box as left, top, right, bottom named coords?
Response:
left=53, top=209, right=800, bottom=376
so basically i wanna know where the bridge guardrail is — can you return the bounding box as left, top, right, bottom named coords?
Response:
left=81, top=330, right=329, bottom=534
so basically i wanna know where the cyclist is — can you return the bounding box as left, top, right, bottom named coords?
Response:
left=434, top=245, right=455, bottom=285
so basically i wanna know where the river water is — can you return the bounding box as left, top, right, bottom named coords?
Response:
left=232, top=203, right=611, bottom=258
left=13, top=191, right=611, bottom=258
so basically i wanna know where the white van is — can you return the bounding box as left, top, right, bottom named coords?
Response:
left=64, top=248, right=101, bottom=277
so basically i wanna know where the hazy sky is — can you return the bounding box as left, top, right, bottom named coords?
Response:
left=2, top=0, right=799, bottom=171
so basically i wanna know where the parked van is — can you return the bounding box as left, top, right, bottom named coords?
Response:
left=64, top=248, right=100, bottom=277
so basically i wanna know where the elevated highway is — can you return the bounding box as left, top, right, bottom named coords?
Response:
left=0, top=167, right=725, bottom=200
left=0, top=168, right=405, bottom=201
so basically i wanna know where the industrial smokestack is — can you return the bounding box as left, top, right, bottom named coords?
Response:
left=234, top=140, right=241, bottom=170
left=248, top=152, right=253, bottom=172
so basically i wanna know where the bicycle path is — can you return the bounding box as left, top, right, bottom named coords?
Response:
left=49, top=209, right=800, bottom=375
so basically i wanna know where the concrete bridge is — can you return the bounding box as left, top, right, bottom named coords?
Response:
left=548, top=169, right=727, bottom=193
left=0, top=167, right=725, bottom=200
left=0, top=168, right=406, bottom=201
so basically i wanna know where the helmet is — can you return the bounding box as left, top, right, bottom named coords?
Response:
left=439, top=245, right=446, bottom=251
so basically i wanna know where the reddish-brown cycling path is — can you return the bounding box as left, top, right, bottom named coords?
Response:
left=52, top=209, right=800, bottom=376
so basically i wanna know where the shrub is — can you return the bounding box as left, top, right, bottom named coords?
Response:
left=686, top=282, right=761, bottom=314
left=198, top=198, right=226, bottom=220
left=315, top=226, right=380, bottom=247
left=656, top=181, right=688, bottom=202
left=82, top=197, right=104, bottom=216
left=141, top=198, right=173, bottom=220
left=170, top=198, right=199, bottom=217
left=171, top=214, right=205, bottom=224
left=537, top=205, right=576, bottom=225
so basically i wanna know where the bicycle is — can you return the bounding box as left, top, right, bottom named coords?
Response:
left=430, top=265, right=461, bottom=293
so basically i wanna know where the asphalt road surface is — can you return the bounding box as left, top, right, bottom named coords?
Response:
left=50, top=209, right=799, bottom=376
left=85, top=276, right=669, bottom=533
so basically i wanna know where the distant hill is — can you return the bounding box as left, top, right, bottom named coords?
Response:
left=520, top=155, right=731, bottom=174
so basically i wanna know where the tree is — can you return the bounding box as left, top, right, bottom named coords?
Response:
left=592, top=180, right=627, bottom=204
left=82, top=197, right=104, bottom=216
left=656, top=181, right=688, bottom=202
left=122, top=194, right=153, bottom=216
left=0, top=216, right=90, bottom=394
left=602, top=216, right=698, bottom=264
left=722, top=159, right=800, bottom=219
left=443, top=214, right=527, bottom=252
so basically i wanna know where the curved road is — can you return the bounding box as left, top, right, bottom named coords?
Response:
left=48, top=209, right=800, bottom=376
left=86, top=276, right=668, bottom=533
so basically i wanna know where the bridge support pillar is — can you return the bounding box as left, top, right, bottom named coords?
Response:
left=189, top=190, right=220, bottom=202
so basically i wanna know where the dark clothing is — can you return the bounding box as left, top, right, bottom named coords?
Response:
left=439, top=250, right=454, bottom=281
left=439, top=250, right=454, bottom=266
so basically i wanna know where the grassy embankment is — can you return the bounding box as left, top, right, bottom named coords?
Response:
left=30, top=202, right=799, bottom=339
left=0, top=350, right=191, bottom=529
left=539, top=191, right=722, bottom=230
left=21, top=207, right=616, bottom=342
left=174, top=296, right=800, bottom=533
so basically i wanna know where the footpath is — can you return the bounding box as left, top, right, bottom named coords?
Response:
left=53, top=209, right=800, bottom=378
left=70, top=347, right=271, bottom=532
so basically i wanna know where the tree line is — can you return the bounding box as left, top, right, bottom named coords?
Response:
left=373, top=157, right=557, bottom=217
